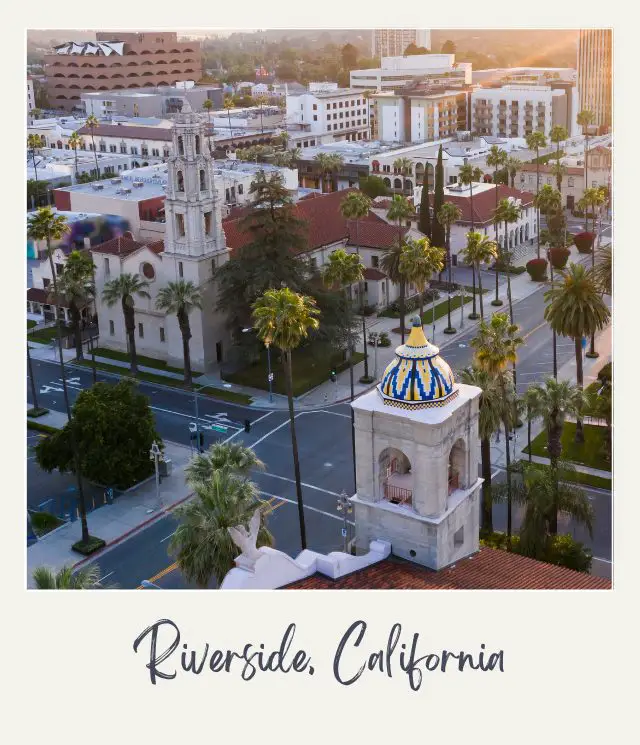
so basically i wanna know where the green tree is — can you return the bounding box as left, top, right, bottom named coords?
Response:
left=252, top=288, right=320, bottom=550
left=458, top=164, right=482, bottom=230
left=486, top=145, right=508, bottom=300
left=431, top=145, right=446, bottom=248
left=437, top=202, right=462, bottom=333
left=169, top=469, right=273, bottom=587
left=155, top=280, right=202, bottom=386
left=224, top=97, right=235, bottom=147
left=393, top=157, right=413, bottom=176
left=592, top=244, right=612, bottom=296
left=460, top=366, right=503, bottom=533
left=386, top=194, right=414, bottom=342
left=460, top=231, right=497, bottom=320
left=202, top=98, right=214, bottom=154
left=314, top=152, right=344, bottom=193
left=441, top=40, right=456, bottom=54
left=549, top=160, right=567, bottom=195
left=544, top=263, right=610, bottom=442
left=185, top=442, right=265, bottom=485
left=27, top=133, right=42, bottom=201
left=102, top=273, right=150, bottom=376
left=341, top=42, right=358, bottom=70
left=418, top=179, right=431, bottom=240
left=493, top=198, right=522, bottom=323
left=36, top=380, right=163, bottom=490
left=85, top=114, right=101, bottom=180
left=505, top=156, right=522, bottom=189
left=340, top=191, right=373, bottom=380
left=68, top=131, right=82, bottom=181
left=32, top=564, right=102, bottom=589
left=399, top=237, right=444, bottom=319
left=526, top=131, right=548, bottom=258
left=54, top=249, right=94, bottom=362
left=359, top=175, right=390, bottom=199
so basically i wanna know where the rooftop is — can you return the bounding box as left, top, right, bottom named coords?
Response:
left=90, top=235, right=164, bottom=257
left=55, top=174, right=167, bottom=201
left=76, top=123, right=173, bottom=141
left=419, top=183, right=535, bottom=225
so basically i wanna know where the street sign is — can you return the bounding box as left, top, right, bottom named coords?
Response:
left=581, top=337, right=587, bottom=349
left=341, top=528, right=347, bottom=537
left=189, top=422, right=197, bottom=433
left=210, top=424, right=228, bottom=433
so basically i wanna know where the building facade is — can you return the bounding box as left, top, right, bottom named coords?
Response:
left=371, top=30, right=431, bottom=57
left=351, top=54, right=472, bottom=93
left=286, top=89, right=370, bottom=142
left=577, top=29, right=612, bottom=132
left=27, top=77, right=35, bottom=113
left=82, top=84, right=223, bottom=118
left=45, top=32, right=202, bottom=112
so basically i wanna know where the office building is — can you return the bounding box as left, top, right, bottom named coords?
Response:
left=82, top=84, right=223, bottom=118
left=371, top=30, right=431, bottom=57
left=286, top=88, right=370, bottom=143
left=351, top=54, right=472, bottom=93
left=577, top=29, right=612, bottom=132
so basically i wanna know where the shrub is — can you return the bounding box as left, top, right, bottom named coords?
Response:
left=379, top=332, right=391, bottom=347
left=30, top=511, right=64, bottom=536
left=489, top=261, right=526, bottom=275
left=549, top=246, right=570, bottom=270
left=597, top=362, right=612, bottom=386
left=573, top=231, right=595, bottom=253
left=544, top=534, right=592, bottom=573
left=72, top=536, right=106, bottom=556
left=526, top=258, right=548, bottom=281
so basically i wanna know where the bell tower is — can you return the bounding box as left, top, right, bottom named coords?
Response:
left=351, top=317, right=483, bottom=570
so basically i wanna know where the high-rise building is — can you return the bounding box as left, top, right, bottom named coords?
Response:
left=577, top=29, right=612, bottom=131
left=371, top=29, right=431, bottom=58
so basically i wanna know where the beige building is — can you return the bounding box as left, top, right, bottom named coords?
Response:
left=577, top=29, right=612, bottom=132
left=371, top=30, right=431, bottom=58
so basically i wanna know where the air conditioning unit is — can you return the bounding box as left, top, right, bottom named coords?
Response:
left=132, top=181, right=144, bottom=188
left=121, top=187, right=132, bottom=194
left=111, top=177, right=122, bottom=184
left=91, top=183, right=104, bottom=190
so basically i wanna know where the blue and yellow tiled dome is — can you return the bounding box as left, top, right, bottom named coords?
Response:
left=378, top=316, right=458, bottom=409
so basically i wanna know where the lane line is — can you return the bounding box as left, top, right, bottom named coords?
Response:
left=98, top=571, right=114, bottom=583
left=258, top=471, right=342, bottom=497
left=258, top=490, right=353, bottom=524
left=523, top=322, right=548, bottom=341
left=139, top=561, right=179, bottom=588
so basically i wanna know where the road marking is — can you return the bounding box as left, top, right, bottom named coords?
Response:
left=249, top=415, right=298, bottom=449
left=592, top=557, right=612, bottom=564
left=523, top=322, right=547, bottom=341
left=138, top=561, right=179, bottom=588
left=160, top=531, right=175, bottom=543
left=258, top=471, right=342, bottom=497
left=258, top=490, right=353, bottom=524
left=98, top=571, right=114, bottom=583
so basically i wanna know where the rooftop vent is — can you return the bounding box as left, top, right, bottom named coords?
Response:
left=91, top=183, right=104, bottom=190
left=132, top=181, right=144, bottom=188
left=121, top=187, right=132, bottom=194
left=110, top=177, right=122, bottom=185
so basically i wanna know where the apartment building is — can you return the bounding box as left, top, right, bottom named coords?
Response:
left=350, top=54, right=472, bottom=93
left=577, top=29, right=612, bottom=132
left=286, top=88, right=370, bottom=143
left=27, top=77, right=35, bottom=113
left=45, top=31, right=202, bottom=112
left=81, top=84, right=223, bottom=118
left=371, top=30, right=431, bottom=57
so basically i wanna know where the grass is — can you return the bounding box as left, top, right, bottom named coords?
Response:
left=224, top=345, right=366, bottom=397
left=378, top=287, right=487, bottom=320
left=28, top=325, right=65, bottom=344
left=528, top=149, right=565, bottom=165
left=523, top=422, right=611, bottom=472
left=72, top=536, right=106, bottom=556
left=513, top=460, right=611, bottom=490
left=92, top=347, right=185, bottom=375
left=27, top=407, right=49, bottom=418
left=30, top=511, right=64, bottom=536
left=27, top=420, right=59, bottom=434
left=391, top=295, right=473, bottom=333
left=27, top=319, right=37, bottom=329
left=72, top=359, right=253, bottom=405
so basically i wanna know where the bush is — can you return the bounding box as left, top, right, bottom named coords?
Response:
left=489, top=261, right=526, bottom=275
left=549, top=246, right=570, bottom=270
left=72, top=536, right=106, bottom=556
left=544, top=534, right=593, bottom=573
left=573, top=232, right=595, bottom=253
left=379, top=332, right=391, bottom=347
left=597, top=362, right=612, bottom=386
left=526, top=258, right=548, bottom=281
left=30, top=511, right=64, bottom=536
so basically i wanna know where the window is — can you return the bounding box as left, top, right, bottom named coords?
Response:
left=120, top=144, right=127, bottom=153
left=99, top=142, right=106, bottom=152
left=138, top=322, right=144, bottom=338
left=163, top=148, right=170, bottom=158
left=238, top=184, right=243, bottom=195
left=109, top=144, right=117, bottom=153
left=568, top=177, right=574, bottom=187
left=313, top=115, right=317, bottom=121
left=109, top=320, right=114, bottom=335
left=204, top=211, right=212, bottom=235
left=178, top=261, right=183, bottom=278
left=371, top=255, right=379, bottom=268
left=55, top=263, right=64, bottom=275
left=130, top=146, right=138, bottom=155
left=103, top=258, right=110, bottom=277
left=339, top=101, right=343, bottom=108
left=178, top=136, right=184, bottom=155
left=152, top=148, right=160, bottom=157
left=141, top=147, right=148, bottom=156
left=159, top=327, right=165, bottom=343
left=176, top=213, right=185, bottom=237
left=326, top=114, right=330, bottom=120
left=177, top=170, right=184, bottom=191
left=43, top=277, right=51, bottom=289
left=312, top=103, right=317, bottom=110
left=199, top=169, right=206, bottom=191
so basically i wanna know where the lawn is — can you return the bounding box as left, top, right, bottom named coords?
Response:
left=523, top=422, right=611, bottom=472
left=28, top=325, right=65, bottom=344
left=391, top=295, right=473, bottom=333
left=378, top=287, right=487, bottom=320
left=27, top=319, right=37, bottom=329
left=72, top=359, right=252, bottom=405
left=224, top=345, right=365, bottom=397
left=92, top=347, right=185, bottom=375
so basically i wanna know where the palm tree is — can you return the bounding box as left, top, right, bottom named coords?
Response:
left=486, top=144, right=507, bottom=235
left=592, top=244, right=612, bottom=296
left=544, top=263, right=610, bottom=442
left=169, top=469, right=273, bottom=587
left=252, top=288, right=320, bottom=550
left=386, top=194, right=414, bottom=342
left=224, top=97, right=235, bottom=147
left=186, top=442, right=265, bottom=485
left=550, top=125, right=568, bottom=165
left=340, top=191, right=373, bottom=381
left=494, top=462, right=593, bottom=561
left=525, top=378, right=587, bottom=533
left=54, top=250, right=94, bottom=361
left=102, top=273, right=150, bottom=376
left=202, top=98, right=214, bottom=154
left=68, top=131, right=82, bottom=181
left=526, top=131, right=548, bottom=259
left=399, top=237, right=445, bottom=320
left=493, top=198, right=521, bottom=324
left=256, top=95, right=268, bottom=134
left=27, top=133, right=42, bottom=204
left=505, top=156, right=522, bottom=189
left=577, top=109, right=595, bottom=221
left=393, top=157, right=413, bottom=175
left=314, top=153, right=344, bottom=193
left=458, top=163, right=483, bottom=230
left=460, top=231, right=497, bottom=320
left=85, top=114, right=101, bottom=180
left=437, top=202, right=462, bottom=333
left=155, top=280, right=202, bottom=385
left=381, top=242, right=406, bottom=342
left=550, top=160, right=567, bottom=195
left=32, top=564, right=102, bottom=589
left=322, top=247, right=363, bottom=401
left=471, top=313, right=524, bottom=541
left=460, top=366, right=503, bottom=534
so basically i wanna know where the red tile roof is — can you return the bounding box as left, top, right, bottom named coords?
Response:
left=90, top=235, right=164, bottom=257
left=27, top=287, right=71, bottom=308
left=519, top=164, right=583, bottom=176
left=428, top=185, right=534, bottom=226
left=287, top=548, right=611, bottom=590
left=77, top=124, right=173, bottom=141
left=364, top=267, right=387, bottom=280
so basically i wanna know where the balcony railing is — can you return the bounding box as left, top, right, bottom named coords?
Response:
left=383, top=482, right=412, bottom=506
left=448, top=471, right=459, bottom=495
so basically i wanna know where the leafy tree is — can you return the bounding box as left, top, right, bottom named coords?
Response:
left=186, top=442, right=265, bottom=485
left=26, top=179, right=48, bottom=210
left=386, top=194, right=414, bottom=342
left=544, top=263, right=610, bottom=442
left=460, top=231, right=497, bottom=319
left=155, top=280, right=202, bottom=385
left=85, top=114, right=101, bottom=180
left=359, top=175, right=390, bottom=199
left=437, top=202, right=462, bottom=331
left=169, top=469, right=273, bottom=587
left=400, top=237, right=445, bottom=321
left=32, top=564, right=102, bottom=589
left=252, top=288, right=320, bottom=550
left=341, top=42, right=358, bottom=70
left=526, top=131, right=548, bottom=258
left=102, top=273, right=150, bottom=376
left=404, top=42, right=430, bottom=55
left=441, top=40, right=457, bottom=54
left=431, top=145, right=446, bottom=248
left=54, top=249, right=95, bottom=361
left=36, top=380, right=163, bottom=490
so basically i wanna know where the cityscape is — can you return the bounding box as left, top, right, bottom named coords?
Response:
left=26, top=27, right=612, bottom=591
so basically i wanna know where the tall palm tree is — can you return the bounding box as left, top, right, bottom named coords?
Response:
left=155, top=280, right=202, bottom=385
left=592, top=244, right=612, bottom=296
left=102, top=273, right=150, bottom=376
left=314, top=153, right=344, bottom=193
left=526, top=131, right=548, bottom=259
left=458, top=163, right=483, bottom=230
left=186, top=442, right=265, bottom=485
left=169, top=469, right=273, bottom=587
left=252, top=288, right=320, bottom=550
left=386, top=194, right=414, bottom=342
left=550, top=125, right=568, bottom=165
left=577, top=109, right=595, bottom=221
left=256, top=94, right=268, bottom=134
left=381, top=242, right=406, bottom=342
left=460, top=231, right=497, bottom=320
left=322, top=247, right=363, bottom=403
left=549, top=160, right=567, bottom=195
left=224, top=97, right=235, bottom=147
left=32, top=564, right=102, bottom=589
left=544, top=263, right=610, bottom=442
left=505, top=156, right=522, bottom=189
left=526, top=378, right=587, bottom=533
left=472, top=313, right=523, bottom=541
left=202, top=98, right=214, bottom=154
left=340, top=191, right=373, bottom=381
left=437, top=202, right=463, bottom=333
left=85, top=114, right=101, bottom=180
left=54, top=250, right=94, bottom=361
left=68, top=131, right=82, bottom=181
left=486, top=144, right=507, bottom=235
left=460, top=366, right=503, bottom=533
left=399, top=237, right=445, bottom=320
left=493, top=198, right=522, bottom=324
left=27, top=133, right=42, bottom=204
left=27, top=208, right=91, bottom=545
left=393, top=157, right=413, bottom=175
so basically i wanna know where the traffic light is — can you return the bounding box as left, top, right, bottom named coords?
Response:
left=244, top=419, right=251, bottom=433
left=330, top=368, right=337, bottom=383
left=198, top=432, right=205, bottom=451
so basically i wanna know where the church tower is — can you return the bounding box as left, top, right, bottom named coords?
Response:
left=162, top=101, right=229, bottom=372
left=351, top=317, right=483, bottom=570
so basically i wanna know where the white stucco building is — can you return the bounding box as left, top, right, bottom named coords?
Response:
left=350, top=54, right=472, bottom=93
left=286, top=88, right=370, bottom=143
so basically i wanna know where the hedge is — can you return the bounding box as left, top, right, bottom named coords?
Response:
left=573, top=232, right=595, bottom=253
left=526, top=258, right=548, bottom=281
left=549, top=246, right=570, bottom=270
left=480, top=531, right=592, bottom=572
left=488, top=262, right=527, bottom=275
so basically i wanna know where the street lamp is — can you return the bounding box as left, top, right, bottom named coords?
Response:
left=149, top=441, right=164, bottom=509
left=336, top=490, right=353, bottom=554
left=243, top=327, right=273, bottom=403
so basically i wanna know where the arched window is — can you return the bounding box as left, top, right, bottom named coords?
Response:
left=378, top=447, right=412, bottom=506
left=199, top=169, right=206, bottom=190
left=371, top=160, right=380, bottom=173
left=177, top=170, right=184, bottom=192
left=404, top=179, right=412, bottom=192
left=448, top=438, right=467, bottom=496
left=178, top=136, right=184, bottom=155
left=195, top=135, right=201, bottom=154
left=383, top=177, right=391, bottom=187
left=393, top=178, right=402, bottom=190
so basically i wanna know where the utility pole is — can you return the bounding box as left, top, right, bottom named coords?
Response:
left=336, top=491, right=353, bottom=553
